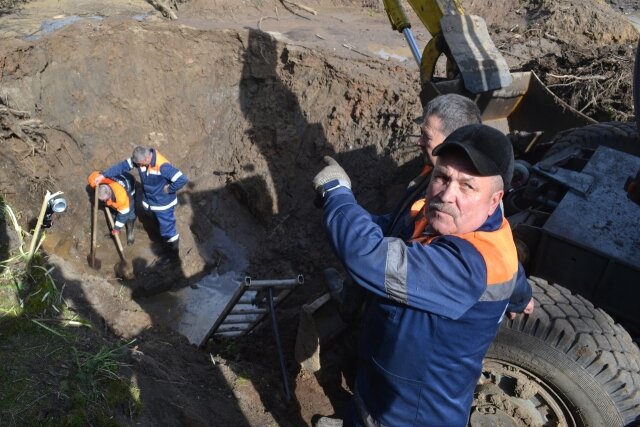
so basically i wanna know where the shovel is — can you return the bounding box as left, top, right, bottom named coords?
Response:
left=87, top=188, right=101, bottom=270
left=104, top=208, right=135, bottom=280
left=88, top=188, right=101, bottom=269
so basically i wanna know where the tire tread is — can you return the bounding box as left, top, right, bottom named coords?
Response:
left=544, top=122, right=640, bottom=158
left=504, top=277, right=640, bottom=425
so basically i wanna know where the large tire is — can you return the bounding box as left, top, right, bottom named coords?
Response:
left=472, top=278, right=640, bottom=427
left=544, top=122, right=640, bottom=159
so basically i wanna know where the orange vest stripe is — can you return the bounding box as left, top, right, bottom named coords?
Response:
left=410, top=199, right=428, bottom=240
left=106, top=182, right=130, bottom=212
left=456, top=219, right=518, bottom=285
left=149, top=150, right=169, bottom=174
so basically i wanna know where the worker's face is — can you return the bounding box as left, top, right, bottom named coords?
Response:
left=136, top=154, right=152, bottom=167
left=418, top=115, right=447, bottom=166
left=426, top=153, right=502, bottom=235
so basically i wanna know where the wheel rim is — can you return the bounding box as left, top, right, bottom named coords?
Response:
left=471, top=358, right=577, bottom=427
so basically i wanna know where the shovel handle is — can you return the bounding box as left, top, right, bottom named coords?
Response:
left=104, top=208, right=126, bottom=261
left=90, top=188, right=99, bottom=267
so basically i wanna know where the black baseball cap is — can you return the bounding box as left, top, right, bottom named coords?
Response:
left=431, top=124, right=514, bottom=186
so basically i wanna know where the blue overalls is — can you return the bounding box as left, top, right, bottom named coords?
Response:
left=104, top=149, right=187, bottom=242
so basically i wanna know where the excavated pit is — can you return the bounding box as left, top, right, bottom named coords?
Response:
left=1, top=1, right=638, bottom=424
left=0, top=18, right=421, bottom=340
left=0, top=6, right=434, bottom=421
left=1, top=0, right=637, bottom=343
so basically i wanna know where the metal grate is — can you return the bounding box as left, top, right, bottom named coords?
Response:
left=199, top=275, right=304, bottom=399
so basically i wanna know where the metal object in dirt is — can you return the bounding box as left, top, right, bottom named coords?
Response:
left=200, top=275, right=304, bottom=400
left=43, top=196, right=67, bottom=228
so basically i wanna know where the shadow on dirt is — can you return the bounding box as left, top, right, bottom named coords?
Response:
left=221, top=28, right=422, bottom=425
left=48, top=264, right=253, bottom=426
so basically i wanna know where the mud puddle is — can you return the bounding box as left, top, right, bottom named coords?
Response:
left=142, top=270, right=250, bottom=346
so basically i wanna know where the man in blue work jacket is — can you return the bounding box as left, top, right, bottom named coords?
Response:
left=95, top=146, right=188, bottom=265
left=324, top=94, right=482, bottom=322
left=313, top=124, right=534, bottom=426
left=377, top=93, right=481, bottom=239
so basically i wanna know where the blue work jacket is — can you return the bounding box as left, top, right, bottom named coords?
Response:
left=322, top=186, right=531, bottom=427
left=104, top=149, right=187, bottom=211
left=374, top=165, right=432, bottom=239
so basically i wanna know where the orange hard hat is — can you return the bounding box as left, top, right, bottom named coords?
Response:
left=87, top=171, right=101, bottom=188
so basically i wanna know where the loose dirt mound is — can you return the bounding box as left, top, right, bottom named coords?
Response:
left=0, top=17, right=419, bottom=284
left=0, top=0, right=638, bottom=425
left=467, top=0, right=639, bottom=121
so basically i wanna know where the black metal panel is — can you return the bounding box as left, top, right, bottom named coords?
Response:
left=593, top=262, right=640, bottom=330
left=543, top=146, right=640, bottom=271
left=533, top=234, right=609, bottom=298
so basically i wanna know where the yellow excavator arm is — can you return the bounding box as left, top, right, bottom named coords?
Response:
left=382, top=0, right=464, bottom=86
left=381, top=0, right=594, bottom=140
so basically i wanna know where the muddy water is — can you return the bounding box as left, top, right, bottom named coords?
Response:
left=137, top=225, right=251, bottom=345
left=145, top=270, right=251, bottom=345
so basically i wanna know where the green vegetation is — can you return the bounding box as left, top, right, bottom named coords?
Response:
left=0, top=198, right=141, bottom=426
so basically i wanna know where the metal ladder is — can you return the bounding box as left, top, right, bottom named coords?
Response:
left=200, top=275, right=304, bottom=400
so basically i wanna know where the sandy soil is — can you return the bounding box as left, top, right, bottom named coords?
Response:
left=0, top=0, right=638, bottom=425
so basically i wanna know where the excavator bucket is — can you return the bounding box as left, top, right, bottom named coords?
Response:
left=389, top=1, right=596, bottom=143
left=423, top=71, right=596, bottom=144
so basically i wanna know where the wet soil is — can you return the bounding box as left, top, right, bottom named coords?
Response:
left=0, top=0, right=638, bottom=425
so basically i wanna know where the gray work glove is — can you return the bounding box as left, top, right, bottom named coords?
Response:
left=312, top=156, right=351, bottom=197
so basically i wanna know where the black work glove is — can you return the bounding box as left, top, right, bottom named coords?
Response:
left=312, top=156, right=351, bottom=197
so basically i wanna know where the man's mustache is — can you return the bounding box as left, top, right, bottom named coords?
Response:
left=427, top=201, right=459, bottom=219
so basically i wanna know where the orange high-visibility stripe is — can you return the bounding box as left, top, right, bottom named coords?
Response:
left=411, top=199, right=428, bottom=240
left=148, top=150, right=169, bottom=174
left=420, top=164, right=433, bottom=177
left=455, top=219, right=518, bottom=285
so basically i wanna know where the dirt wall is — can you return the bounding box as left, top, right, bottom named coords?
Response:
left=0, top=18, right=421, bottom=293
left=0, top=16, right=424, bottom=424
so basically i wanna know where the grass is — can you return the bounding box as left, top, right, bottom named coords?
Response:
left=0, top=198, right=142, bottom=426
